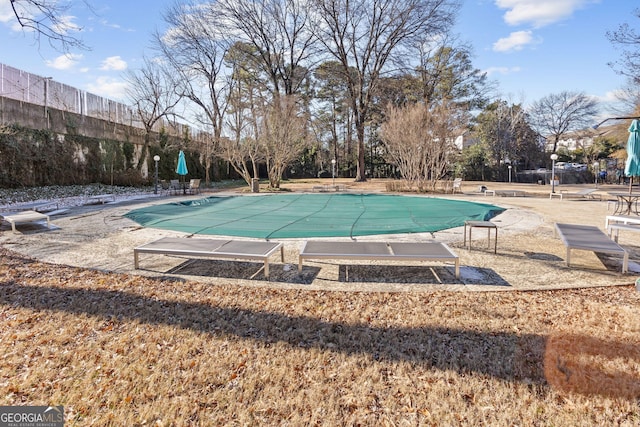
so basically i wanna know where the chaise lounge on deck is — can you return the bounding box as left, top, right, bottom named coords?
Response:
left=549, top=188, right=598, bottom=200
left=134, top=237, right=284, bottom=278
left=298, top=240, right=460, bottom=278
left=555, top=223, right=628, bottom=273
left=0, top=211, right=51, bottom=233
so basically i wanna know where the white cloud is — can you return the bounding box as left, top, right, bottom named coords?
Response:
left=0, top=1, right=15, bottom=23
left=100, top=56, right=128, bottom=71
left=0, top=3, right=80, bottom=33
left=45, top=54, right=83, bottom=70
left=484, top=66, right=522, bottom=76
left=86, top=76, right=128, bottom=100
left=495, top=0, right=594, bottom=28
left=493, top=30, right=539, bottom=52
left=52, top=14, right=81, bottom=34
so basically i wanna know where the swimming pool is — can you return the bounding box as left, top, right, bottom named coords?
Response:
left=124, top=193, right=505, bottom=239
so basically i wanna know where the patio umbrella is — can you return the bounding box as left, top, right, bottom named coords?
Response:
left=176, top=150, right=188, bottom=193
left=624, top=119, right=640, bottom=194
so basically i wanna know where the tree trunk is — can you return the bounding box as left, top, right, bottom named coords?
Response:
left=136, top=130, right=151, bottom=171
left=354, top=105, right=367, bottom=182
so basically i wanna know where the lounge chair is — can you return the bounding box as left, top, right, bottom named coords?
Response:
left=298, top=240, right=460, bottom=278
left=555, top=223, right=628, bottom=273
left=84, top=194, right=116, bottom=204
left=607, top=223, right=640, bottom=242
left=187, top=179, right=201, bottom=195
left=0, top=211, right=51, bottom=233
left=134, top=237, right=284, bottom=278
left=549, top=188, right=598, bottom=200
left=3, top=201, right=59, bottom=212
left=605, top=214, right=640, bottom=229
left=451, top=178, right=463, bottom=194
left=160, top=180, right=171, bottom=195
left=169, top=179, right=182, bottom=195
left=486, top=190, right=527, bottom=197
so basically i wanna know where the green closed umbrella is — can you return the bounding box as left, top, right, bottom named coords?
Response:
left=176, top=150, right=188, bottom=194
left=625, top=120, right=640, bottom=194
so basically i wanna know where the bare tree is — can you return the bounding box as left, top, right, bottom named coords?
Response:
left=528, top=91, right=599, bottom=153
left=381, top=101, right=465, bottom=191
left=217, top=0, right=318, bottom=97
left=313, top=60, right=355, bottom=174
left=217, top=135, right=262, bottom=186
left=125, top=57, right=181, bottom=171
left=7, top=0, right=90, bottom=52
left=223, top=42, right=269, bottom=188
left=259, top=95, right=309, bottom=188
left=312, top=0, right=459, bottom=181
left=607, top=8, right=640, bottom=85
left=155, top=1, right=232, bottom=185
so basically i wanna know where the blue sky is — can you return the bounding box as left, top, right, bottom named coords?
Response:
left=0, top=0, right=635, bottom=112
left=458, top=0, right=632, bottom=108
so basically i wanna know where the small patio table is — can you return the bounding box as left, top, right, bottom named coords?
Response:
left=608, top=192, right=640, bottom=215
left=464, top=220, right=497, bottom=253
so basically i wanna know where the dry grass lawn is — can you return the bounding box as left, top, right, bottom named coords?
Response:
left=1, top=247, right=639, bottom=426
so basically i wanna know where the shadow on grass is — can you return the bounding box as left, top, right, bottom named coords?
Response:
left=0, top=251, right=638, bottom=399
left=167, top=259, right=320, bottom=284
left=1, top=280, right=638, bottom=399
left=165, top=260, right=510, bottom=286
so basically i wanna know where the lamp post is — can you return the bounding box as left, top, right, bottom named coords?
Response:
left=508, top=165, right=512, bottom=183
left=331, top=158, right=336, bottom=186
left=550, top=153, right=558, bottom=193
left=153, top=155, right=160, bottom=194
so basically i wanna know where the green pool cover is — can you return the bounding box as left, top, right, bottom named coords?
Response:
left=124, top=193, right=505, bottom=239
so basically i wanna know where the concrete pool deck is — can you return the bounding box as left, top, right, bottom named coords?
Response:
left=1, top=179, right=638, bottom=292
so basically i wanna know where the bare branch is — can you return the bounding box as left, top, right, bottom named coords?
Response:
left=529, top=91, right=599, bottom=153
left=8, top=0, right=90, bottom=52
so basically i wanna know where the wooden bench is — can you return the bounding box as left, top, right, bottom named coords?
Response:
left=555, top=223, right=628, bottom=273
left=298, top=241, right=460, bottom=278
left=1, top=211, right=51, bottom=232
left=134, top=237, right=284, bottom=278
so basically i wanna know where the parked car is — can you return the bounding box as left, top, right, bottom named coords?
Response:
left=555, top=162, right=567, bottom=169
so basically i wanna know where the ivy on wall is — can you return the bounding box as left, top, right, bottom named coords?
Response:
left=0, top=124, right=145, bottom=188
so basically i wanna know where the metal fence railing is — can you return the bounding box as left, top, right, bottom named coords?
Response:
left=0, top=62, right=203, bottom=140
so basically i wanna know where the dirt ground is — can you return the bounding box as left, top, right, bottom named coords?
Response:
left=1, top=178, right=639, bottom=292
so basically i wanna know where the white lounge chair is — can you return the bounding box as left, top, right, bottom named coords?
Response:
left=134, top=237, right=284, bottom=278
left=451, top=178, right=463, bottom=194
left=605, top=214, right=640, bottom=229
left=549, top=188, right=598, bottom=200
left=85, top=194, right=116, bottom=204
left=555, top=223, right=628, bottom=273
left=187, top=179, right=201, bottom=195
left=0, top=211, right=51, bottom=233
left=298, top=241, right=460, bottom=278
left=169, top=179, right=182, bottom=195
